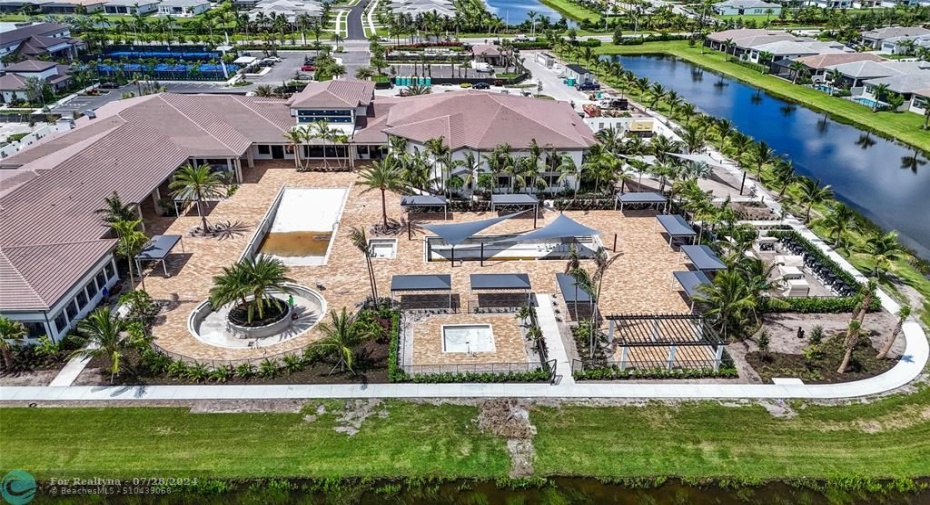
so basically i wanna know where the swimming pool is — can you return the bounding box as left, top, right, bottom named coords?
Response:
left=853, top=97, right=882, bottom=109
left=256, top=188, right=349, bottom=266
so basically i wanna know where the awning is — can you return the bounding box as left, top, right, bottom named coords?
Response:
left=401, top=195, right=447, bottom=207
left=422, top=211, right=527, bottom=246
left=517, top=214, right=599, bottom=242
left=135, top=234, right=183, bottom=277
left=657, top=214, right=697, bottom=237
left=491, top=194, right=538, bottom=206
left=673, top=270, right=711, bottom=299
left=615, top=191, right=668, bottom=211
left=470, top=273, right=531, bottom=291
left=390, top=274, right=452, bottom=292
left=556, top=273, right=592, bottom=303
left=680, top=245, right=727, bottom=271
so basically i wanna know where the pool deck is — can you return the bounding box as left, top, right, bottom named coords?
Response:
left=138, top=161, right=690, bottom=363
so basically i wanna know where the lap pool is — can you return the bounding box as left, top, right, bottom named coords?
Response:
left=257, top=188, right=348, bottom=266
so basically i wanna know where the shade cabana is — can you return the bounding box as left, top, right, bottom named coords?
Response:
left=604, top=313, right=725, bottom=371
left=680, top=245, right=727, bottom=272
left=390, top=274, right=454, bottom=310
left=673, top=270, right=711, bottom=312
left=656, top=214, right=697, bottom=247
left=516, top=214, right=600, bottom=242
left=470, top=273, right=532, bottom=310
left=614, top=191, right=668, bottom=212
left=401, top=195, right=448, bottom=219
left=556, top=272, right=594, bottom=320
left=134, top=234, right=183, bottom=278
left=491, top=194, right=539, bottom=227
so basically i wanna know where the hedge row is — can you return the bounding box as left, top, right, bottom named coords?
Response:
left=409, top=369, right=551, bottom=383
left=387, top=311, right=406, bottom=383
left=574, top=366, right=739, bottom=380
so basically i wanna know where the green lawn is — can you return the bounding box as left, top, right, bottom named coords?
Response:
left=595, top=41, right=930, bottom=153
left=533, top=387, right=930, bottom=479
left=539, top=0, right=603, bottom=23
left=4, top=391, right=930, bottom=481
left=0, top=401, right=510, bottom=480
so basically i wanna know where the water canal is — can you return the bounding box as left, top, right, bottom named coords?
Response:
left=608, top=54, right=930, bottom=259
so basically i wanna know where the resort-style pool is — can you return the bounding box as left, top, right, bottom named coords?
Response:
left=258, top=188, right=348, bottom=266
left=442, top=324, right=496, bottom=353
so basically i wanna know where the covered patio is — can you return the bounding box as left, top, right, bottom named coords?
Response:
left=605, top=313, right=725, bottom=371
left=680, top=244, right=727, bottom=272
left=556, top=272, right=595, bottom=321
left=672, top=270, right=712, bottom=312
left=401, top=195, right=448, bottom=220
left=490, top=194, right=539, bottom=228
left=390, top=274, right=455, bottom=311
left=656, top=214, right=697, bottom=248
left=135, top=234, right=184, bottom=279
left=469, top=273, right=532, bottom=312
left=615, top=191, right=668, bottom=212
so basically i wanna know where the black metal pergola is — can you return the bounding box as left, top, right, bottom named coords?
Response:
left=469, top=273, right=532, bottom=310
left=603, top=313, right=725, bottom=371
left=390, top=274, right=454, bottom=310
left=401, top=195, right=448, bottom=220
left=490, top=194, right=539, bottom=228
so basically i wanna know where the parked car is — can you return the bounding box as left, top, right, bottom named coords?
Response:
left=575, top=82, right=600, bottom=91
left=473, top=81, right=490, bottom=89
left=264, top=56, right=282, bottom=62
left=99, top=82, right=120, bottom=89
left=301, top=64, right=316, bottom=72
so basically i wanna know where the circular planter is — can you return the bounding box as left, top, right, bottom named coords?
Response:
left=227, top=298, right=292, bottom=339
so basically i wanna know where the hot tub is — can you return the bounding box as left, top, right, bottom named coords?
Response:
left=442, top=324, right=495, bottom=353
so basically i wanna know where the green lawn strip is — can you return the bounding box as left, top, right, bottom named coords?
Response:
left=594, top=41, right=930, bottom=153
left=1, top=402, right=510, bottom=480
left=533, top=388, right=930, bottom=479
left=539, top=0, right=602, bottom=23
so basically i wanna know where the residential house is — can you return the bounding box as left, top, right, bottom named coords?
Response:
left=0, top=23, right=80, bottom=70
left=36, top=0, right=107, bottom=13
left=861, top=26, right=930, bottom=50
left=387, top=0, right=455, bottom=17
left=158, top=0, right=210, bottom=16
left=471, top=44, right=503, bottom=67
left=790, top=52, right=885, bottom=82
left=810, top=0, right=853, bottom=8
left=825, top=60, right=926, bottom=91
left=103, top=0, right=159, bottom=14
left=712, top=0, right=781, bottom=16
left=861, top=72, right=930, bottom=111
left=248, top=0, right=322, bottom=23
left=0, top=59, right=71, bottom=103
left=879, top=34, right=930, bottom=55
left=908, top=88, right=929, bottom=115
left=564, top=64, right=594, bottom=84
left=0, top=83, right=596, bottom=335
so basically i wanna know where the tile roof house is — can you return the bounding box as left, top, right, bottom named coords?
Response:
left=0, top=22, right=80, bottom=69
left=0, top=59, right=72, bottom=103
left=861, top=26, right=930, bottom=49
left=712, top=0, right=781, bottom=16
left=157, top=0, right=211, bottom=16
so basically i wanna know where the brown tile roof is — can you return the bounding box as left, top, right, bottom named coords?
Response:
left=1, top=23, right=69, bottom=45
left=795, top=52, right=885, bottom=70
left=0, top=93, right=294, bottom=311
left=366, top=92, right=596, bottom=151
left=3, top=59, right=58, bottom=72
left=471, top=44, right=501, bottom=56
left=287, top=79, right=375, bottom=108
left=0, top=74, right=26, bottom=91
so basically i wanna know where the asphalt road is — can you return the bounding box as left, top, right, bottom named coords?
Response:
left=346, top=0, right=369, bottom=40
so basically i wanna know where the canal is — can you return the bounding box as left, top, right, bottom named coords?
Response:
left=608, top=54, right=930, bottom=259
left=483, top=0, right=576, bottom=25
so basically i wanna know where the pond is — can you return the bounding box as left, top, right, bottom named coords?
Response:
left=483, top=0, right=576, bottom=26
left=607, top=54, right=930, bottom=260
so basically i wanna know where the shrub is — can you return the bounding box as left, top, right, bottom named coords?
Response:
left=185, top=361, right=210, bottom=382
left=235, top=362, right=255, bottom=379
left=574, top=366, right=738, bottom=380
left=209, top=365, right=231, bottom=383
left=387, top=311, right=406, bottom=382
left=410, top=369, right=550, bottom=383
left=258, top=358, right=281, bottom=378
left=282, top=354, right=304, bottom=374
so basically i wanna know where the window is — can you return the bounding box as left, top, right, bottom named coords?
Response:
left=96, top=271, right=108, bottom=289
left=66, top=299, right=78, bottom=320
left=105, top=262, right=115, bottom=280
left=76, top=288, right=90, bottom=309
left=86, top=279, right=98, bottom=299
left=258, top=145, right=271, bottom=155
left=296, top=109, right=353, bottom=124
left=496, top=175, right=511, bottom=188
left=23, top=322, right=45, bottom=339
left=54, top=312, right=68, bottom=334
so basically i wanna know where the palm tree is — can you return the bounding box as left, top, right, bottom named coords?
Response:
left=877, top=305, right=911, bottom=359
left=112, top=218, right=148, bottom=288
left=95, top=191, right=137, bottom=227
left=696, top=270, right=756, bottom=341
left=209, top=256, right=294, bottom=324
left=169, top=163, right=227, bottom=234
left=714, top=118, right=734, bottom=150
left=314, top=308, right=363, bottom=374
left=817, top=203, right=856, bottom=250
left=857, top=231, right=904, bottom=280
left=728, top=133, right=754, bottom=165
left=769, top=158, right=796, bottom=198
left=749, top=141, right=777, bottom=174
left=678, top=123, right=705, bottom=154
left=424, top=136, right=451, bottom=195
left=0, top=317, right=27, bottom=369
left=282, top=128, right=304, bottom=170
left=836, top=318, right=861, bottom=374
left=788, top=60, right=806, bottom=83
left=254, top=85, right=276, bottom=97
left=794, top=177, right=833, bottom=222
left=349, top=227, right=379, bottom=306
left=359, top=157, right=405, bottom=229
left=72, top=307, right=128, bottom=383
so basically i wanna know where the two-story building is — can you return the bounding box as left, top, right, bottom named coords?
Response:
left=0, top=22, right=80, bottom=70
left=0, top=59, right=71, bottom=103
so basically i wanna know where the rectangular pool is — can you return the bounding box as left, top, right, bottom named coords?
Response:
left=442, top=324, right=495, bottom=353
left=258, top=188, right=348, bottom=266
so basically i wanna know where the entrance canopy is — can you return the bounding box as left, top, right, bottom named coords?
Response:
left=615, top=191, right=668, bottom=211
left=673, top=270, right=711, bottom=299
left=680, top=245, right=727, bottom=271
left=556, top=273, right=592, bottom=303
left=422, top=210, right=527, bottom=246
left=135, top=234, right=183, bottom=277
left=390, top=274, right=452, bottom=292
left=517, top=214, right=599, bottom=242
left=470, top=273, right=531, bottom=291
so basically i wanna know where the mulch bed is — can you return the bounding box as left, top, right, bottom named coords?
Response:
left=745, top=334, right=895, bottom=384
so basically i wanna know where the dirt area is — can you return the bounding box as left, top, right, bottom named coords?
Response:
left=334, top=399, right=388, bottom=436
left=477, top=399, right=536, bottom=477
left=190, top=399, right=306, bottom=414
left=732, top=201, right=777, bottom=220
left=0, top=369, right=60, bottom=386
left=759, top=311, right=899, bottom=357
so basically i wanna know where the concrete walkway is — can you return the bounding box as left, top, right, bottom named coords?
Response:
left=535, top=294, right=574, bottom=385
left=47, top=352, right=93, bottom=387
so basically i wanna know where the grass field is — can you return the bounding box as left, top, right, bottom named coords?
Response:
left=539, top=0, right=603, bottom=23
left=4, top=390, right=930, bottom=481
left=533, top=387, right=930, bottom=479
left=594, top=41, right=930, bottom=153
left=1, top=402, right=510, bottom=480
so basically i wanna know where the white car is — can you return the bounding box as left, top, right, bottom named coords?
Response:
left=264, top=56, right=283, bottom=63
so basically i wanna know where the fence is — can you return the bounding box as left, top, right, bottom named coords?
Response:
left=401, top=361, right=547, bottom=376
left=150, top=340, right=305, bottom=368
left=571, top=357, right=724, bottom=374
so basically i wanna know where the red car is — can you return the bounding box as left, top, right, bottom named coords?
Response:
left=300, top=64, right=315, bottom=72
